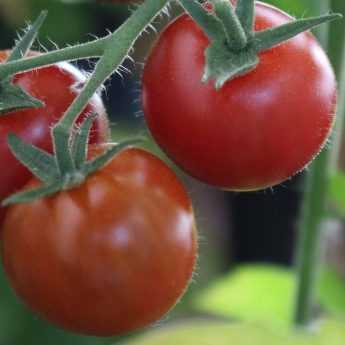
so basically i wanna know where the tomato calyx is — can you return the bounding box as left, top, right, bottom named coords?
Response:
left=0, top=12, right=47, bottom=115
left=178, top=0, right=341, bottom=89
left=2, top=115, right=143, bottom=206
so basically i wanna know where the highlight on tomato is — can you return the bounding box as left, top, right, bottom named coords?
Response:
left=2, top=146, right=198, bottom=336
left=142, top=0, right=337, bottom=191
left=0, top=50, right=109, bottom=224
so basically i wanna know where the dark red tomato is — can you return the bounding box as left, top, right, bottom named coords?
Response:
left=2, top=147, right=197, bottom=336
left=142, top=1, right=336, bottom=191
left=0, top=51, right=109, bottom=224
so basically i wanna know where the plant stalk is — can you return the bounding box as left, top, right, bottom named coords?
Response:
left=294, top=0, right=345, bottom=327
left=0, top=38, right=107, bottom=79
left=52, top=0, right=170, bottom=172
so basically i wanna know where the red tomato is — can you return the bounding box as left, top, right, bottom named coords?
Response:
left=0, top=51, right=109, bottom=224
left=2, top=147, right=197, bottom=336
left=142, top=2, right=336, bottom=191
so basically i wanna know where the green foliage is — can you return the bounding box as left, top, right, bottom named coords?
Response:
left=193, top=265, right=345, bottom=327
left=193, top=265, right=294, bottom=328
left=329, top=173, right=345, bottom=215
left=319, top=269, right=345, bottom=315
left=123, top=319, right=345, bottom=345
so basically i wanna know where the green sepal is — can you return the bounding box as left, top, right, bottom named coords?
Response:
left=0, top=80, right=43, bottom=115
left=83, top=138, right=145, bottom=176
left=7, top=11, right=48, bottom=62
left=213, top=0, right=247, bottom=50
left=4, top=120, right=145, bottom=205
left=7, top=134, right=59, bottom=184
left=0, top=11, right=47, bottom=115
left=253, top=12, right=342, bottom=52
left=235, top=0, right=255, bottom=35
left=179, top=0, right=342, bottom=89
left=2, top=180, right=63, bottom=206
left=72, top=113, right=96, bottom=169
left=178, top=0, right=226, bottom=41
left=203, top=41, right=258, bottom=89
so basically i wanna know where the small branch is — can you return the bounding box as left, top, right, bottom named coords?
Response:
left=177, top=0, right=225, bottom=41
left=0, top=38, right=107, bottom=79
left=235, top=0, right=255, bottom=35
left=213, top=0, right=247, bottom=50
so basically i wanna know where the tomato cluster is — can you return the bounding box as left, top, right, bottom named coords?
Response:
left=0, top=51, right=197, bottom=335
left=0, top=0, right=338, bottom=339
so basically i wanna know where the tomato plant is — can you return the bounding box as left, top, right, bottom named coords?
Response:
left=2, top=147, right=197, bottom=336
left=142, top=1, right=337, bottom=191
left=0, top=51, right=109, bottom=224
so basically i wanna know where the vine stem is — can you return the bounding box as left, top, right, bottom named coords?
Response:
left=0, top=1, right=169, bottom=80
left=294, top=0, right=345, bottom=327
left=0, top=38, right=107, bottom=79
left=49, top=0, right=170, bottom=172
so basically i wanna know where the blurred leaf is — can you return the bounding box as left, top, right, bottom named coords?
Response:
left=193, top=264, right=345, bottom=328
left=266, top=0, right=305, bottom=16
left=329, top=173, right=345, bottom=215
left=123, top=321, right=288, bottom=345
left=193, top=265, right=294, bottom=328
left=122, top=319, right=345, bottom=345
left=319, top=269, right=345, bottom=315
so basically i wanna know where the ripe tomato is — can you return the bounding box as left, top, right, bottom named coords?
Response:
left=0, top=51, right=109, bottom=224
left=142, top=1, right=336, bottom=191
left=2, top=147, right=197, bottom=336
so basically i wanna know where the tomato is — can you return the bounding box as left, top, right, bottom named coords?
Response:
left=142, top=1, right=336, bottom=191
left=0, top=51, right=109, bottom=224
left=2, top=147, right=197, bottom=336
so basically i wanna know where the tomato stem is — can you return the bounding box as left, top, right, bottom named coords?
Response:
left=329, top=0, right=345, bottom=170
left=179, top=0, right=341, bottom=89
left=293, top=0, right=343, bottom=328
left=235, top=0, right=255, bottom=35
left=213, top=1, right=247, bottom=50
left=54, top=0, right=170, bottom=132
left=0, top=38, right=107, bottom=79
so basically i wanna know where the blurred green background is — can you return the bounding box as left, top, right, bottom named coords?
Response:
left=1, top=0, right=345, bottom=344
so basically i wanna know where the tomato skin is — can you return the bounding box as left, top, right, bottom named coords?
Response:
left=2, top=148, right=197, bottom=336
left=0, top=51, right=109, bottom=223
left=142, top=2, right=336, bottom=190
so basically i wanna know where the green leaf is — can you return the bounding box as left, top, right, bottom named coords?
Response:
left=193, top=264, right=294, bottom=328
left=123, top=321, right=287, bottom=345
left=319, top=269, right=345, bottom=315
left=329, top=173, right=345, bottom=215
left=122, top=319, right=345, bottom=345
left=193, top=264, right=345, bottom=328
